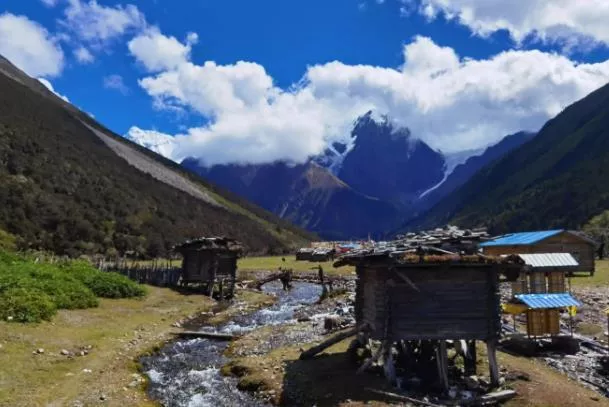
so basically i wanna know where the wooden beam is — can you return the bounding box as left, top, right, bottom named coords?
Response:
left=436, top=340, right=449, bottom=392
left=486, top=339, right=500, bottom=387
left=299, top=325, right=364, bottom=360
left=357, top=339, right=388, bottom=374
left=172, top=331, right=237, bottom=340
left=364, top=388, right=443, bottom=407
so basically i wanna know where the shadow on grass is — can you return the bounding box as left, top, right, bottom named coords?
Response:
left=281, top=352, right=400, bottom=407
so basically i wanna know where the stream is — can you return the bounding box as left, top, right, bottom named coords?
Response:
left=140, top=281, right=323, bottom=407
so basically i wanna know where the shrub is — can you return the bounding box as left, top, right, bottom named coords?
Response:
left=0, top=287, right=57, bottom=322
left=0, top=251, right=146, bottom=323
left=82, top=272, right=147, bottom=298
left=61, top=261, right=147, bottom=298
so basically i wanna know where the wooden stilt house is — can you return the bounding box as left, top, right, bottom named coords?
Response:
left=480, top=230, right=596, bottom=275
left=173, top=237, right=242, bottom=299
left=334, top=251, right=523, bottom=391
left=502, top=253, right=581, bottom=338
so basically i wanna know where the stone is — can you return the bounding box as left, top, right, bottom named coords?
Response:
left=324, top=315, right=341, bottom=331
left=60, top=349, right=70, bottom=356
left=36, top=348, right=45, bottom=354
left=79, top=351, right=86, bottom=357
left=100, top=394, right=107, bottom=401
left=82, top=369, right=92, bottom=373
left=6, top=316, right=13, bottom=321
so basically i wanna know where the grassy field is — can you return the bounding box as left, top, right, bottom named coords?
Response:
left=0, top=286, right=273, bottom=407
left=238, top=255, right=355, bottom=276
left=571, top=259, right=609, bottom=287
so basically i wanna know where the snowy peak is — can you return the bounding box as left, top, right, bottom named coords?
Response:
left=124, top=127, right=178, bottom=161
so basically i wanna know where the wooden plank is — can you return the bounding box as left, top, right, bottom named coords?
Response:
left=364, top=388, right=443, bottom=407
left=300, top=325, right=362, bottom=360
left=479, top=390, right=517, bottom=404
left=172, top=331, right=237, bottom=340
left=486, top=339, right=500, bottom=387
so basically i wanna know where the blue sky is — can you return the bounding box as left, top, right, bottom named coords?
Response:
left=2, top=0, right=609, bottom=165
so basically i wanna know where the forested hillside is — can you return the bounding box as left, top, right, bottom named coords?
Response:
left=411, top=81, right=609, bottom=234
left=0, top=57, right=314, bottom=257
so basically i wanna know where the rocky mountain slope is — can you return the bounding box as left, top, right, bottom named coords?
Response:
left=0, top=55, right=314, bottom=256
left=183, top=159, right=400, bottom=240
left=409, top=81, right=609, bottom=233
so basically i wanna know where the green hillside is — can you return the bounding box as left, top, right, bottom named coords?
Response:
left=412, top=81, right=609, bottom=234
left=0, top=57, right=314, bottom=257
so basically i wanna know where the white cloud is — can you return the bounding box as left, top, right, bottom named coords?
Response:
left=38, top=78, right=69, bottom=102
left=61, top=0, right=145, bottom=48
left=0, top=13, right=64, bottom=77
left=132, top=34, right=609, bottom=166
left=128, top=28, right=193, bottom=73
left=418, top=0, right=609, bottom=48
left=103, top=74, right=129, bottom=94
left=40, top=0, right=59, bottom=7
left=74, top=46, right=94, bottom=63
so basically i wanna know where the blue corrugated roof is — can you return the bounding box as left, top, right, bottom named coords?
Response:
left=480, top=230, right=564, bottom=247
left=515, top=293, right=580, bottom=309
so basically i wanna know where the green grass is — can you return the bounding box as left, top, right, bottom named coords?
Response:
left=0, top=251, right=146, bottom=322
left=570, top=260, right=609, bottom=287
left=237, top=255, right=355, bottom=276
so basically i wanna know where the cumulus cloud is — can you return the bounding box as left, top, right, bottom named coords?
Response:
left=61, top=0, right=145, bottom=49
left=38, top=78, right=69, bottom=102
left=128, top=28, right=194, bottom=73
left=418, top=0, right=609, bottom=48
left=0, top=13, right=64, bottom=77
left=74, top=46, right=94, bottom=63
left=131, top=34, right=609, bottom=166
left=103, top=74, right=129, bottom=94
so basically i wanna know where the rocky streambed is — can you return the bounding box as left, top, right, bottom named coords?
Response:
left=140, top=281, right=353, bottom=407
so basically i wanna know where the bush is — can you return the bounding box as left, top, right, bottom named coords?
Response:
left=0, top=251, right=146, bottom=323
left=61, top=261, right=147, bottom=298
left=83, top=272, right=147, bottom=298
left=0, top=287, right=56, bottom=323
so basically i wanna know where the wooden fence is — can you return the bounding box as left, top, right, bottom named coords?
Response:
left=97, top=259, right=182, bottom=287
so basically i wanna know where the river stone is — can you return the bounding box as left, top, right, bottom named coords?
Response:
left=324, top=316, right=341, bottom=330
left=61, top=349, right=70, bottom=356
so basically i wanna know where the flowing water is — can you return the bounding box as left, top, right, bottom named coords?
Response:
left=140, top=282, right=322, bottom=407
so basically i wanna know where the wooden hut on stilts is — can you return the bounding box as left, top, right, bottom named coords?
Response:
left=300, top=250, right=524, bottom=395
left=173, top=237, right=242, bottom=300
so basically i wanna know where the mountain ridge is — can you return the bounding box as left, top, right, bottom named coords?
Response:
left=0, top=54, right=314, bottom=256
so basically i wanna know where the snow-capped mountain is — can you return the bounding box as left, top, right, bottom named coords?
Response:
left=124, top=127, right=178, bottom=161
left=124, top=112, right=533, bottom=239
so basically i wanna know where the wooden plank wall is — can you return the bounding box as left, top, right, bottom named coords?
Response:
left=357, top=266, right=500, bottom=341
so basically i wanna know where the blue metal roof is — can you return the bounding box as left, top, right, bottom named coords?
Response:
left=515, top=293, right=580, bottom=309
left=480, top=230, right=564, bottom=247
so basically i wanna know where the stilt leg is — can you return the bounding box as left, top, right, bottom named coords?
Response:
left=486, top=339, right=500, bottom=387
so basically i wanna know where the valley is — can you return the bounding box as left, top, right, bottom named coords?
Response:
left=2, top=2, right=609, bottom=406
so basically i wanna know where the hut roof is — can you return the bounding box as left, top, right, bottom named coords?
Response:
left=509, top=253, right=579, bottom=268
left=514, top=293, right=580, bottom=309
left=173, top=236, right=242, bottom=253
left=334, top=249, right=524, bottom=269
left=480, top=229, right=597, bottom=247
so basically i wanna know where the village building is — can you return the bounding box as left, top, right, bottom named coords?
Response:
left=173, top=237, right=242, bottom=299
left=480, top=230, right=596, bottom=275
left=321, top=250, right=524, bottom=392
left=502, top=253, right=581, bottom=338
